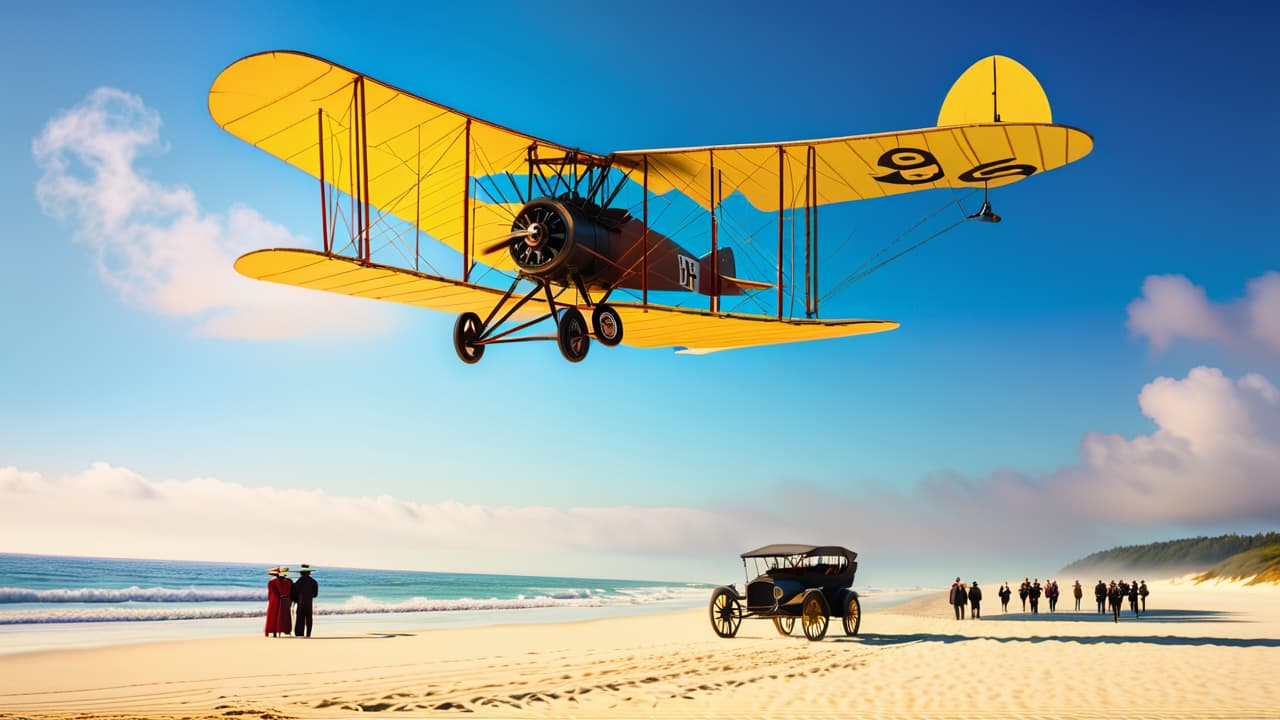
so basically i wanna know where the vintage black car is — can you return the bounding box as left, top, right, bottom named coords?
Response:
left=709, top=544, right=860, bottom=641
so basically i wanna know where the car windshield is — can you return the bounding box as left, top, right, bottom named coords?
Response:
left=746, top=553, right=848, bottom=578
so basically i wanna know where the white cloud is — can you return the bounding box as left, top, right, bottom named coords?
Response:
left=5, top=367, right=1276, bottom=581
left=1127, top=272, right=1280, bottom=356
left=33, top=87, right=391, bottom=340
left=0, top=462, right=749, bottom=580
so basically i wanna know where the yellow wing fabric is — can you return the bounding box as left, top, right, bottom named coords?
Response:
left=235, top=249, right=543, bottom=320
left=612, top=55, right=1091, bottom=213
left=235, top=249, right=897, bottom=352
left=210, top=51, right=602, bottom=270
left=612, top=123, right=1092, bottom=213
left=609, top=304, right=898, bottom=353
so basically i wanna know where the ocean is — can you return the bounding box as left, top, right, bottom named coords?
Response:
left=0, top=553, right=712, bottom=654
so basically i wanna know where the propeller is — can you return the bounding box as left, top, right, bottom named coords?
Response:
left=481, top=226, right=538, bottom=255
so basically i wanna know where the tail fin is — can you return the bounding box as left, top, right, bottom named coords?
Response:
left=696, top=248, right=771, bottom=296
left=937, top=55, right=1052, bottom=126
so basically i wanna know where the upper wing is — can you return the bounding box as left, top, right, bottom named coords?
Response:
left=610, top=123, right=1092, bottom=213
left=209, top=51, right=604, bottom=270
left=235, top=248, right=896, bottom=353
left=611, top=55, right=1092, bottom=212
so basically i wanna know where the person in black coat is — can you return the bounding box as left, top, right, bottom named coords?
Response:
left=1094, top=580, right=1107, bottom=614
left=949, top=577, right=968, bottom=619
left=1029, top=580, right=1042, bottom=614
left=998, top=582, right=1012, bottom=613
left=1018, top=579, right=1029, bottom=612
left=291, top=564, right=319, bottom=637
left=969, top=581, right=983, bottom=619
left=1128, top=579, right=1140, bottom=617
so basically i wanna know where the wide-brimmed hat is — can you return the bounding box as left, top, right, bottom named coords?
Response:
left=298, top=564, right=316, bottom=573
left=267, top=567, right=280, bottom=575
left=277, top=567, right=290, bottom=576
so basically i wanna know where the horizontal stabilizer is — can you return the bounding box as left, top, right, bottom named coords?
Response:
left=719, top=274, right=772, bottom=292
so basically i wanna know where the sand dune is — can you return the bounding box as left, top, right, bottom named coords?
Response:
left=1, top=578, right=1277, bottom=719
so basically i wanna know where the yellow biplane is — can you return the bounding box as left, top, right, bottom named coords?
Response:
left=210, top=52, right=1091, bottom=362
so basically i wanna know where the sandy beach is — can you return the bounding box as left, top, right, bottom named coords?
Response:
left=1, top=578, right=1277, bottom=719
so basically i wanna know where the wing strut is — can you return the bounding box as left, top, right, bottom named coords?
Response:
left=776, top=146, right=784, bottom=320
left=317, top=109, right=329, bottom=255
left=462, top=118, right=472, bottom=281
left=709, top=149, right=718, bottom=313
left=642, top=154, right=650, bottom=310
left=358, top=76, right=372, bottom=263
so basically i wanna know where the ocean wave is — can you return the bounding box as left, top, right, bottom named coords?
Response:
left=0, top=585, right=708, bottom=625
left=0, top=586, right=264, bottom=603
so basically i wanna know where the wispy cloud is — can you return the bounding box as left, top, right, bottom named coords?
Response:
left=33, top=87, right=391, bottom=340
left=1127, top=273, right=1280, bottom=356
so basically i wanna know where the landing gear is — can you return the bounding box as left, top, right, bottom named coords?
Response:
left=450, top=274, right=622, bottom=365
left=557, top=308, right=590, bottom=363
left=592, top=303, right=623, bottom=346
left=453, top=312, right=484, bottom=364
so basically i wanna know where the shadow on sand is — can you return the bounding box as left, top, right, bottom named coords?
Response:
left=839, top=621, right=1279, bottom=649
left=983, top=608, right=1235, bottom=624
left=279, top=633, right=417, bottom=640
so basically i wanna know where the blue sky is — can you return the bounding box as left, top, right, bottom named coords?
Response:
left=1, top=1, right=1277, bottom=585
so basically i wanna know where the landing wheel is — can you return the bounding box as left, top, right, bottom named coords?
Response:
left=453, top=312, right=484, bottom=364
left=591, top=303, right=623, bottom=347
left=772, top=616, right=795, bottom=636
left=842, top=595, right=861, bottom=636
left=801, top=591, right=829, bottom=641
left=557, top=308, right=590, bottom=363
left=709, top=588, right=742, bottom=638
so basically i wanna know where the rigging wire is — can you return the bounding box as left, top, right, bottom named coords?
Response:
left=819, top=188, right=978, bottom=304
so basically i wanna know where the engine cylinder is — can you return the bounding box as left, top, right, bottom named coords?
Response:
left=508, top=198, right=610, bottom=282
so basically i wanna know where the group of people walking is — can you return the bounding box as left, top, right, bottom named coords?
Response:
left=949, top=578, right=983, bottom=619
left=1093, top=579, right=1149, bottom=623
left=951, top=576, right=1150, bottom=622
left=265, top=564, right=319, bottom=637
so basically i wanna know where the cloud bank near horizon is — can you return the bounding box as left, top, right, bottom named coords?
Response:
left=33, top=87, right=390, bottom=340
left=1127, top=273, right=1280, bottom=357
left=4, top=367, right=1276, bottom=580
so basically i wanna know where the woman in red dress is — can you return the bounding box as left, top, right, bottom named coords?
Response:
left=264, top=567, right=294, bottom=637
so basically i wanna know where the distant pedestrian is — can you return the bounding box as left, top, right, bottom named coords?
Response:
left=949, top=577, right=968, bottom=619
left=1019, top=579, right=1029, bottom=612
left=265, top=567, right=293, bottom=637
left=1129, top=579, right=1140, bottom=617
left=1108, top=581, right=1121, bottom=623
left=1094, top=580, right=1107, bottom=614
left=1030, top=579, right=1042, bottom=614
left=1046, top=580, right=1058, bottom=613
left=292, top=564, right=318, bottom=638
left=1072, top=580, right=1083, bottom=611
left=1139, top=581, right=1149, bottom=612
left=969, top=581, right=982, bottom=619
left=998, top=582, right=1011, bottom=613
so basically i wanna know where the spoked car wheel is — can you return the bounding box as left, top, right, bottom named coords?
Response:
left=842, top=595, right=861, bottom=636
left=557, top=307, right=590, bottom=362
left=709, top=588, right=743, bottom=638
left=801, top=591, right=829, bottom=641
left=453, top=312, right=485, bottom=364
left=772, top=616, right=795, bottom=636
left=591, top=303, right=623, bottom=347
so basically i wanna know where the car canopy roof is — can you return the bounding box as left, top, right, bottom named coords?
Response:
left=740, top=544, right=857, bottom=560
